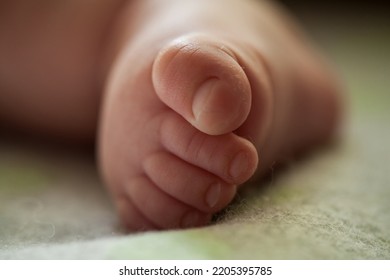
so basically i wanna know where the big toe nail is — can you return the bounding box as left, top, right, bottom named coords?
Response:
left=192, top=77, right=250, bottom=135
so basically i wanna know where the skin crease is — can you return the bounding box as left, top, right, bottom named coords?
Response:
left=0, top=0, right=342, bottom=231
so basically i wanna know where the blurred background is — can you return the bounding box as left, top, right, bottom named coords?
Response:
left=282, top=0, right=390, bottom=117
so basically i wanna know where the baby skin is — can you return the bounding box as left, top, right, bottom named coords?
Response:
left=0, top=0, right=341, bottom=231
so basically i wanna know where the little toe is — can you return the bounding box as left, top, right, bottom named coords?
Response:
left=160, top=112, right=258, bottom=185
left=125, top=176, right=211, bottom=229
left=116, top=196, right=159, bottom=232
left=143, top=152, right=237, bottom=212
left=152, top=34, right=252, bottom=135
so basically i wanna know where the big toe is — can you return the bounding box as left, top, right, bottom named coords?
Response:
left=152, top=34, right=252, bottom=135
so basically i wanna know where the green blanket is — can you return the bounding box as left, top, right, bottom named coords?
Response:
left=0, top=10, right=389, bottom=259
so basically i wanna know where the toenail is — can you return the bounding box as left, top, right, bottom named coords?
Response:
left=205, top=183, right=221, bottom=208
left=181, top=211, right=199, bottom=228
left=229, top=151, right=249, bottom=180
left=191, top=77, right=245, bottom=134
left=192, top=78, right=220, bottom=121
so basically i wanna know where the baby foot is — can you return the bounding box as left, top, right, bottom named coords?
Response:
left=98, top=37, right=259, bottom=230
left=98, top=0, right=341, bottom=231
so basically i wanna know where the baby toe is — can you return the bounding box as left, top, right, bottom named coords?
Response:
left=143, top=152, right=237, bottom=212
left=160, top=112, right=258, bottom=185
left=125, top=176, right=212, bottom=229
left=116, top=195, right=159, bottom=232
left=152, top=34, right=252, bottom=135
